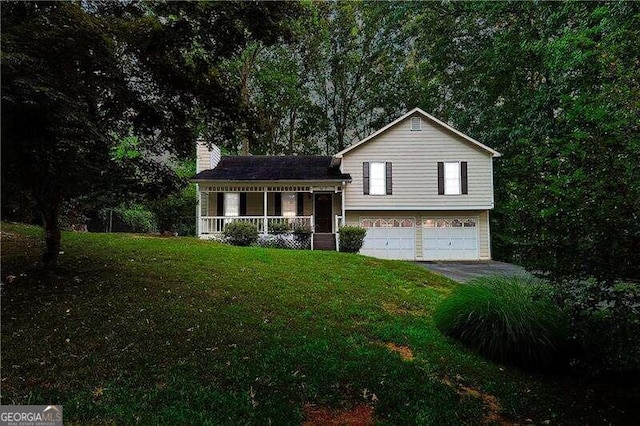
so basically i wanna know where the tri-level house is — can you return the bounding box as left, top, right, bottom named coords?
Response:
left=193, top=108, right=501, bottom=260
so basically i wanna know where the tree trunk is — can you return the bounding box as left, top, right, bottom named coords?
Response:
left=37, top=192, right=62, bottom=268
left=288, top=108, right=297, bottom=154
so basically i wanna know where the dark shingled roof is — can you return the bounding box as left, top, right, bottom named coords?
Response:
left=193, top=156, right=352, bottom=181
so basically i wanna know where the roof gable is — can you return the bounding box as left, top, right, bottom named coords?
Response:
left=334, top=108, right=501, bottom=158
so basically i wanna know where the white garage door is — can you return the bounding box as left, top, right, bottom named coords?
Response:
left=422, top=217, right=479, bottom=260
left=359, top=218, right=415, bottom=260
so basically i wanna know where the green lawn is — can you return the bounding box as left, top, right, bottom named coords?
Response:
left=1, top=223, right=637, bottom=424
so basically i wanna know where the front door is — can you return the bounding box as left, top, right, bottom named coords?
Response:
left=314, top=194, right=332, bottom=233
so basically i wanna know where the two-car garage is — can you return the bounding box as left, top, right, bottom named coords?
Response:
left=357, top=214, right=482, bottom=261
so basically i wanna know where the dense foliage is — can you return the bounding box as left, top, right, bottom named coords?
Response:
left=338, top=226, right=367, bottom=253
left=1, top=1, right=299, bottom=265
left=222, top=221, right=259, bottom=247
left=101, top=204, right=157, bottom=234
left=434, top=276, right=568, bottom=370
left=148, top=161, right=198, bottom=236
left=551, top=279, right=640, bottom=379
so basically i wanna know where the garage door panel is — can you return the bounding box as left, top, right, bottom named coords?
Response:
left=424, top=238, right=437, bottom=250
left=464, top=239, right=477, bottom=250
left=449, top=228, right=464, bottom=238
left=450, top=238, right=464, bottom=250
left=422, top=217, right=479, bottom=260
left=437, top=239, right=451, bottom=250
left=359, top=217, right=415, bottom=260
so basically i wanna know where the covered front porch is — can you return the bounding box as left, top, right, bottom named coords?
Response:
left=197, top=183, right=345, bottom=239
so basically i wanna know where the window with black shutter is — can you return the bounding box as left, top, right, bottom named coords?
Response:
left=437, top=162, right=445, bottom=195
left=297, top=192, right=304, bottom=216
left=274, top=193, right=282, bottom=216
left=385, top=162, right=393, bottom=195
left=461, top=162, right=468, bottom=194
left=217, top=193, right=224, bottom=215
left=239, top=193, right=247, bottom=216
left=363, top=162, right=370, bottom=195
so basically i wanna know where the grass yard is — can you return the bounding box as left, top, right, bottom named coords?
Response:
left=1, top=223, right=638, bottom=424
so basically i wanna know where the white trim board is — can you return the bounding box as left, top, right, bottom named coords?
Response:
left=344, top=206, right=494, bottom=211
left=334, top=107, right=502, bottom=158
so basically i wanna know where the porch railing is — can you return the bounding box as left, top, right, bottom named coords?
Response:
left=200, top=216, right=313, bottom=235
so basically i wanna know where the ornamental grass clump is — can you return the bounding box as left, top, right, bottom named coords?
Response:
left=434, top=276, right=567, bottom=370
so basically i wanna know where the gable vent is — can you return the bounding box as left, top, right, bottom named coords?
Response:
left=411, top=117, right=422, bottom=131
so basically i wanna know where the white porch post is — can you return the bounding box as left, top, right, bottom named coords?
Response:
left=196, top=184, right=201, bottom=237
left=341, top=182, right=346, bottom=225
left=339, top=182, right=346, bottom=251
left=263, top=189, right=268, bottom=234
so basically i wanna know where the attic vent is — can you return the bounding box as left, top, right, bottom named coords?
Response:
left=411, top=117, right=422, bottom=131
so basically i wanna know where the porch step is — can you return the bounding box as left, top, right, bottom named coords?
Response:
left=313, top=233, right=336, bottom=251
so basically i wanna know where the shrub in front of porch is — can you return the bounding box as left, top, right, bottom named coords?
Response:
left=292, top=222, right=312, bottom=245
left=269, top=222, right=290, bottom=234
left=222, top=221, right=258, bottom=246
left=338, top=226, right=367, bottom=253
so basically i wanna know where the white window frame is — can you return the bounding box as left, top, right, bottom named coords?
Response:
left=411, top=117, right=422, bottom=131
left=223, top=192, right=240, bottom=217
left=369, top=162, right=386, bottom=195
left=281, top=192, right=297, bottom=218
left=444, top=162, right=461, bottom=195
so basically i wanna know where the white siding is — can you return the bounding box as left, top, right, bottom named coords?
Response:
left=341, top=114, right=494, bottom=210
left=345, top=210, right=491, bottom=260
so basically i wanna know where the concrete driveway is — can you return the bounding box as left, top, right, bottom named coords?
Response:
left=415, top=260, right=530, bottom=283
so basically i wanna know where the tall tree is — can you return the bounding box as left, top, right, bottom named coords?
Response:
left=408, top=1, right=640, bottom=281
left=1, top=1, right=299, bottom=267
left=306, top=1, right=410, bottom=153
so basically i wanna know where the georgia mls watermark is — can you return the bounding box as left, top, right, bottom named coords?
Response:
left=0, top=406, right=62, bottom=426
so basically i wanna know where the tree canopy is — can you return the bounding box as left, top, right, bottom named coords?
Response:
left=1, top=1, right=300, bottom=266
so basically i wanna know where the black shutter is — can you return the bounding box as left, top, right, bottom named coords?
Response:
left=297, top=192, right=304, bottom=216
left=217, top=192, right=224, bottom=215
left=461, top=162, right=468, bottom=194
left=437, top=162, right=444, bottom=195
left=386, top=162, right=393, bottom=195
left=363, top=162, right=370, bottom=195
left=240, top=193, right=247, bottom=216
left=274, top=193, right=282, bottom=216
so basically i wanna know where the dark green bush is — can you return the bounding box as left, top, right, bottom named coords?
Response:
left=292, top=222, right=312, bottom=236
left=434, top=276, right=568, bottom=370
left=269, top=221, right=290, bottom=235
left=338, top=226, right=367, bottom=253
left=292, top=222, right=312, bottom=244
left=99, top=203, right=156, bottom=233
left=551, top=279, right=640, bottom=380
left=222, top=221, right=258, bottom=246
